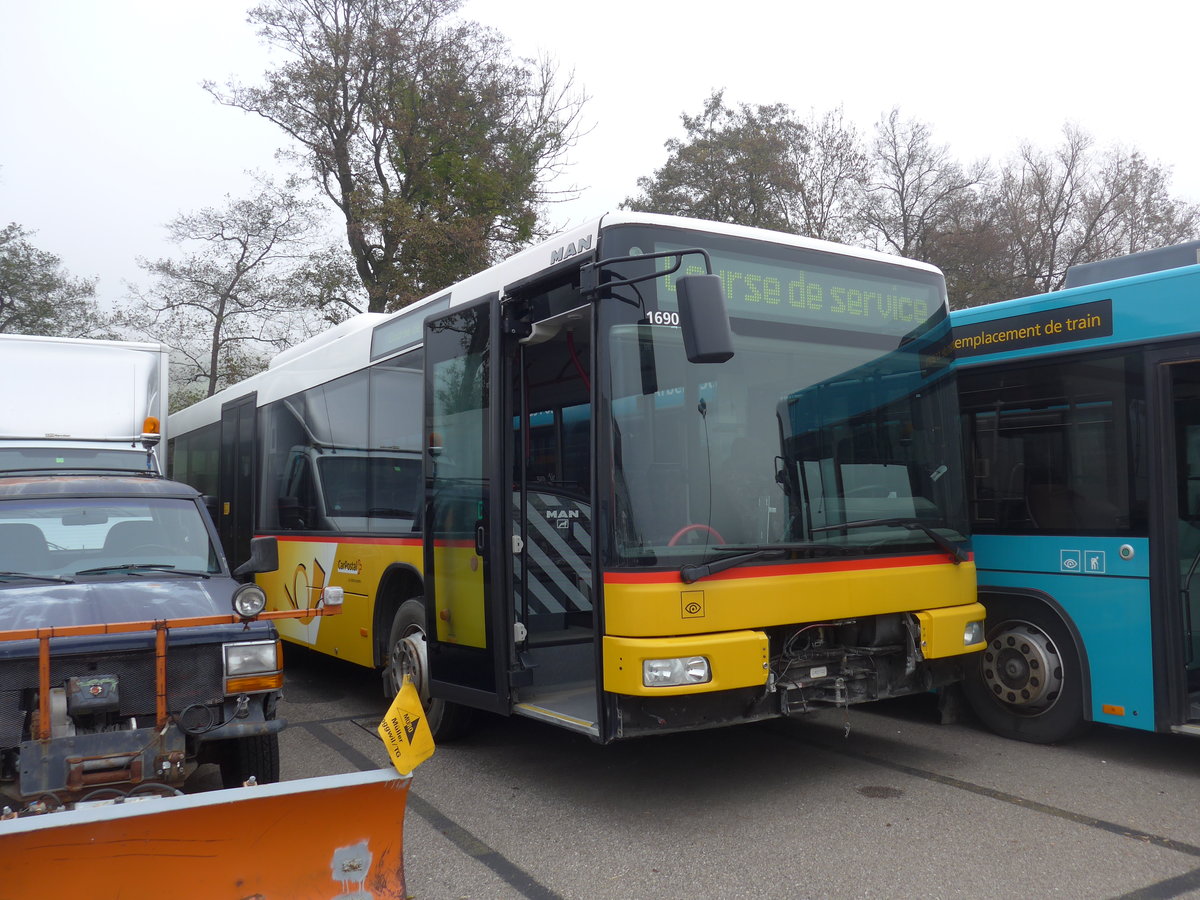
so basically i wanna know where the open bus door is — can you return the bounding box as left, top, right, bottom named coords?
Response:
left=423, top=295, right=511, bottom=718
left=1151, top=349, right=1200, bottom=732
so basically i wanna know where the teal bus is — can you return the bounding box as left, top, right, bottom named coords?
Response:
left=952, top=241, right=1200, bottom=742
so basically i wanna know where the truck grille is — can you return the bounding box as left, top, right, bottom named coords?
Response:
left=0, top=645, right=225, bottom=746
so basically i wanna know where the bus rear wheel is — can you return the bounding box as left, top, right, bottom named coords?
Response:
left=384, top=598, right=474, bottom=741
left=962, top=599, right=1088, bottom=744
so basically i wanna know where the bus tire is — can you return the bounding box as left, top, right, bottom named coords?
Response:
left=962, top=598, right=1089, bottom=744
left=218, top=733, right=280, bottom=788
left=384, top=598, right=474, bottom=742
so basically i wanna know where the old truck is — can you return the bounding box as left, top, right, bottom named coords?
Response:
left=0, top=333, right=171, bottom=475
left=0, top=333, right=343, bottom=811
left=0, top=336, right=413, bottom=899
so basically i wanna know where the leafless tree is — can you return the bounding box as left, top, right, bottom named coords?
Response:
left=860, top=108, right=988, bottom=260
left=115, top=180, right=329, bottom=407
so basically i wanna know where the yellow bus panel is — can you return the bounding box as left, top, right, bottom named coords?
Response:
left=603, top=554, right=977, bottom=658
left=915, top=602, right=987, bottom=657
left=257, top=535, right=422, bottom=668
left=603, top=631, right=770, bottom=697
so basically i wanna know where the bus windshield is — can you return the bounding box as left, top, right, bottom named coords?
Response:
left=601, top=225, right=966, bottom=567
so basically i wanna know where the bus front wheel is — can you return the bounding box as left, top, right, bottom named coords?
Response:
left=384, top=598, right=474, bottom=741
left=962, top=599, right=1088, bottom=744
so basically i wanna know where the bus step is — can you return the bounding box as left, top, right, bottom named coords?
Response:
left=513, top=683, right=598, bottom=738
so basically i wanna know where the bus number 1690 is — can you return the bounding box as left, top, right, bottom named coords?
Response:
left=647, top=310, right=680, bottom=327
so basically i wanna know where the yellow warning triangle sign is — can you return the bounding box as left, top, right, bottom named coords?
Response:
left=377, top=675, right=436, bottom=774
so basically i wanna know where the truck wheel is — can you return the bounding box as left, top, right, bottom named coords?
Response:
left=218, top=733, right=280, bottom=788
left=962, top=598, right=1088, bottom=744
left=384, top=598, right=474, bottom=741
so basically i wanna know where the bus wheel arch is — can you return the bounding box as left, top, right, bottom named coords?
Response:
left=383, top=598, right=474, bottom=742
left=963, top=591, right=1090, bottom=744
left=373, top=564, right=423, bottom=669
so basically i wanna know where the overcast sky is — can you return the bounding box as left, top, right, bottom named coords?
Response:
left=2, top=0, right=1197, bottom=311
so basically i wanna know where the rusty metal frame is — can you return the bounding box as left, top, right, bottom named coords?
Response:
left=13, top=606, right=339, bottom=741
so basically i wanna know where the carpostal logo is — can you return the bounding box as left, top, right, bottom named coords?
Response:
left=336, top=558, right=363, bottom=575
left=550, top=235, right=593, bottom=264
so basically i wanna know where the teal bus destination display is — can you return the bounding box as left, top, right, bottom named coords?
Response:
left=652, top=243, right=940, bottom=337
left=952, top=298, right=1112, bottom=358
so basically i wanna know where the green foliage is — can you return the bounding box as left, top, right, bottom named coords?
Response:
left=209, top=0, right=584, bottom=312
left=0, top=223, right=109, bottom=337
left=623, top=91, right=806, bottom=232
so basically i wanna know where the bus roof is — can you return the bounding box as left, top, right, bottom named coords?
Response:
left=1064, top=241, right=1200, bottom=289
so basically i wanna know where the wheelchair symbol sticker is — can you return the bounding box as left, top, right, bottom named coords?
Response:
left=1061, top=550, right=1081, bottom=572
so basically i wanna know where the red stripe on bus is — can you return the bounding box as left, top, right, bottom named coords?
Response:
left=603, top=552, right=971, bottom=585
left=257, top=534, right=422, bottom=547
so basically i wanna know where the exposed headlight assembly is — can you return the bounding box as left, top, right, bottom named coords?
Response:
left=224, top=639, right=283, bottom=694
left=232, top=583, right=268, bottom=618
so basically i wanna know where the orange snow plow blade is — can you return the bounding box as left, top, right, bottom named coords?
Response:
left=0, top=768, right=410, bottom=899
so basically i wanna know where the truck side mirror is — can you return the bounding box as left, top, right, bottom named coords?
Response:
left=234, top=536, right=279, bottom=578
left=676, top=274, right=734, bottom=364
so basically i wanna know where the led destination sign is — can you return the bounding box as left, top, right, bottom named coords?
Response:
left=952, top=298, right=1112, bottom=359
left=652, top=245, right=941, bottom=337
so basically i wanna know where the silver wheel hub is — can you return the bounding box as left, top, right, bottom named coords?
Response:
left=390, top=624, right=430, bottom=705
left=980, top=620, right=1064, bottom=710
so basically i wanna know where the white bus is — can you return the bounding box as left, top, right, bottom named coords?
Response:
left=169, top=211, right=982, bottom=742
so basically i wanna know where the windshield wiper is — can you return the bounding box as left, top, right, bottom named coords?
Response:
left=75, top=564, right=212, bottom=579
left=679, top=541, right=853, bottom=584
left=811, top=517, right=968, bottom=565
left=0, top=571, right=74, bottom=584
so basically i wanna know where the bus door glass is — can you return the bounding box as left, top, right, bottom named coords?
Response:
left=423, top=295, right=509, bottom=713
left=1166, top=359, right=1200, bottom=708
left=509, top=300, right=599, bottom=734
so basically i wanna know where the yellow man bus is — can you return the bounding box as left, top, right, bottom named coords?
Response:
left=169, top=212, right=983, bottom=742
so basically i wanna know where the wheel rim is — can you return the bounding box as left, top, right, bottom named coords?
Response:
left=979, top=620, right=1064, bottom=712
left=390, top=621, right=430, bottom=705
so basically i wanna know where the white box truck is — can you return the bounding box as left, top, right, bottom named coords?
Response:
left=0, top=333, right=169, bottom=474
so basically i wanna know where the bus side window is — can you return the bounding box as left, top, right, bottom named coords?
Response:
left=279, top=453, right=316, bottom=530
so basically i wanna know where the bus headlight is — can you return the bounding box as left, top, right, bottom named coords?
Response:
left=224, top=639, right=283, bottom=694
left=232, top=583, right=267, bottom=618
left=964, top=620, right=985, bottom=646
left=643, top=656, right=711, bottom=687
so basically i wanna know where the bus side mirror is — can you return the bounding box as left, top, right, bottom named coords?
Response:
left=234, top=536, right=279, bottom=578
left=677, top=274, right=734, bottom=364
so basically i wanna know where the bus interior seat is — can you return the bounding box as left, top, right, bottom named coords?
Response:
left=0, top=523, right=50, bottom=572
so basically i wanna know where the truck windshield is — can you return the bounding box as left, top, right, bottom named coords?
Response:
left=0, top=497, right=220, bottom=579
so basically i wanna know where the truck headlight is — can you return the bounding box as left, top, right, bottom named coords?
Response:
left=224, top=639, right=283, bottom=694
left=964, top=620, right=985, bottom=646
left=232, top=583, right=267, bottom=618
left=643, top=656, right=711, bottom=687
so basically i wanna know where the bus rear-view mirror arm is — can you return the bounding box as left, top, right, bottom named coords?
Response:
left=581, top=248, right=734, bottom=364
